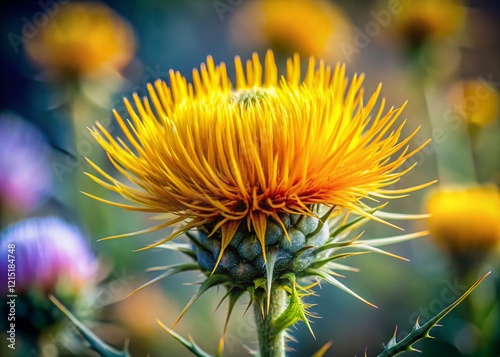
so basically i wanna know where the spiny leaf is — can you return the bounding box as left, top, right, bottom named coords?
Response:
left=127, top=263, right=200, bottom=298
left=307, top=205, right=336, bottom=238
left=50, top=296, right=130, bottom=357
left=244, top=286, right=256, bottom=316
left=325, top=262, right=360, bottom=272
left=314, top=233, right=363, bottom=254
left=309, top=251, right=369, bottom=270
left=329, top=206, right=382, bottom=239
left=376, top=272, right=490, bottom=357
left=307, top=268, right=377, bottom=308
left=354, top=244, right=408, bottom=261
left=273, top=274, right=315, bottom=336
left=329, top=214, right=369, bottom=239
left=386, top=327, right=398, bottom=349
left=373, top=211, right=429, bottom=221
left=254, top=277, right=267, bottom=290
left=157, top=320, right=214, bottom=357
left=219, top=288, right=246, bottom=357
left=294, top=245, right=315, bottom=259
left=157, top=241, right=197, bottom=259
left=146, top=262, right=199, bottom=272
left=359, top=231, right=428, bottom=248
left=186, top=231, right=211, bottom=252
left=172, top=274, right=231, bottom=328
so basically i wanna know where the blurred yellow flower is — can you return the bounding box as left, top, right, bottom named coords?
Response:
left=394, top=0, right=465, bottom=47
left=427, top=186, right=500, bottom=253
left=460, top=80, right=499, bottom=127
left=85, top=50, right=429, bottom=263
left=230, top=0, right=352, bottom=60
left=25, top=2, right=135, bottom=77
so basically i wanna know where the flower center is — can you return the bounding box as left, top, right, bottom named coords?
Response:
left=231, top=88, right=275, bottom=107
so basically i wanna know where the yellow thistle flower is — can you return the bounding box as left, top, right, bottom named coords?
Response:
left=394, top=0, right=465, bottom=47
left=85, top=51, right=434, bottom=350
left=25, top=2, right=135, bottom=77
left=230, top=0, right=352, bottom=60
left=85, top=50, right=429, bottom=266
left=427, top=186, right=500, bottom=253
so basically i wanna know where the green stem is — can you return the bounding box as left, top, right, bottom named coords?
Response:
left=253, top=288, right=287, bottom=357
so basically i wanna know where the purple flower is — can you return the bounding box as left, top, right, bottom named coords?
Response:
left=0, top=217, right=97, bottom=294
left=0, top=114, right=52, bottom=212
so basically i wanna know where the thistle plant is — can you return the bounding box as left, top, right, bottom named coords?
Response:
left=80, top=51, right=485, bottom=356
left=0, top=114, right=52, bottom=219
left=0, top=217, right=97, bottom=355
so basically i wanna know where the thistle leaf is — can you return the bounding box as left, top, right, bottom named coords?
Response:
left=376, top=272, right=490, bottom=357
left=186, top=231, right=211, bottom=252
left=309, top=251, right=369, bottom=269
left=314, top=233, right=363, bottom=254
left=373, top=211, right=429, bottom=221
left=49, top=296, right=131, bottom=357
left=329, top=206, right=382, bottom=239
left=307, top=268, right=377, bottom=308
left=329, top=214, right=369, bottom=239
left=244, top=286, right=256, bottom=315
left=157, top=241, right=198, bottom=259
left=219, top=288, right=246, bottom=355
left=273, top=274, right=315, bottom=336
left=157, top=320, right=214, bottom=357
left=359, top=231, right=428, bottom=248
left=354, top=244, right=408, bottom=261
left=127, top=262, right=200, bottom=298
left=326, top=262, right=360, bottom=272
left=306, top=205, right=336, bottom=238
left=173, top=274, right=231, bottom=328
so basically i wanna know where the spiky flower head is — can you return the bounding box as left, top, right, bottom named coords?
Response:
left=0, top=217, right=97, bottom=337
left=86, top=51, right=431, bottom=340
left=87, top=49, right=427, bottom=255
left=0, top=217, right=97, bottom=295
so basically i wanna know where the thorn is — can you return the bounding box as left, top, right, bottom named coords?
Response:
left=409, top=346, right=422, bottom=353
